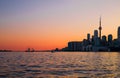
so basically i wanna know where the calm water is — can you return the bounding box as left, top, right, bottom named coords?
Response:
left=0, top=52, right=120, bottom=78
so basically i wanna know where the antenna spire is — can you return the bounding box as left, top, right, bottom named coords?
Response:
left=99, top=16, right=102, bottom=39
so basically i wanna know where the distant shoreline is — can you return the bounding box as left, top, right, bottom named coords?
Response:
left=0, top=51, right=120, bottom=52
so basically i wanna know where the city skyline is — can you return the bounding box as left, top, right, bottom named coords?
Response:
left=0, top=0, right=120, bottom=50
left=62, top=25, right=120, bottom=52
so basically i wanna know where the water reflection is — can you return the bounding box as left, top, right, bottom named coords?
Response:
left=0, top=52, right=120, bottom=78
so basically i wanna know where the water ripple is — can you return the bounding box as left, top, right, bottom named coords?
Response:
left=0, top=52, right=120, bottom=78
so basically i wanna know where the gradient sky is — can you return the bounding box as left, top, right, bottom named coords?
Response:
left=0, top=0, right=120, bottom=50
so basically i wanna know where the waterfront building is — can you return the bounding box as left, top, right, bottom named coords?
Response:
left=94, top=30, right=98, bottom=38
left=102, top=35, right=106, bottom=42
left=93, top=30, right=100, bottom=46
left=118, top=26, right=120, bottom=41
left=108, top=34, right=113, bottom=42
left=62, top=47, right=69, bottom=51
left=68, top=41, right=82, bottom=51
left=91, top=35, right=94, bottom=45
left=101, top=35, right=107, bottom=46
left=107, top=34, right=113, bottom=48
left=87, top=33, right=90, bottom=41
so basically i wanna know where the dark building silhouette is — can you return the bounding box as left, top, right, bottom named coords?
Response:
left=68, top=41, right=82, bottom=51
left=108, top=34, right=113, bottom=42
left=87, top=33, right=90, bottom=41
left=62, top=18, right=120, bottom=52
left=101, top=35, right=107, bottom=46
left=118, top=26, right=120, bottom=41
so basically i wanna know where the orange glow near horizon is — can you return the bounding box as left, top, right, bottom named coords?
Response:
left=0, top=17, right=120, bottom=51
left=0, top=0, right=120, bottom=50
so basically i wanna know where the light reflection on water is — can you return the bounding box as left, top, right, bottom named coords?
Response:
left=0, top=52, right=120, bottom=78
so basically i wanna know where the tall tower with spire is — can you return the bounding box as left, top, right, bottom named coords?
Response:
left=99, top=16, right=102, bottom=39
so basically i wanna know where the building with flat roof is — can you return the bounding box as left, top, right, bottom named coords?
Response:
left=68, top=41, right=82, bottom=51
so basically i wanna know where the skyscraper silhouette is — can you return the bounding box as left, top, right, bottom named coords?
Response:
left=61, top=17, right=120, bottom=52
left=118, top=26, right=120, bottom=41
left=94, top=30, right=99, bottom=46
left=108, top=34, right=112, bottom=42
left=87, top=33, right=90, bottom=41
left=94, top=30, right=98, bottom=38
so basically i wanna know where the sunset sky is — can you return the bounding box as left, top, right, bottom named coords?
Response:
left=0, top=0, right=120, bottom=50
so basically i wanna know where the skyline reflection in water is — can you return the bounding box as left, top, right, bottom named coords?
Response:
left=0, top=52, right=120, bottom=78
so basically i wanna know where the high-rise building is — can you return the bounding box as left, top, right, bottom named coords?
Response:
left=101, top=35, right=107, bottom=46
left=118, top=26, right=120, bottom=40
left=94, top=30, right=100, bottom=46
left=108, top=34, right=113, bottom=42
left=94, top=30, right=98, bottom=38
left=108, top=34, right=113, bottom=47
left=102, top=35, right=106, bottom=42
left=87, top=33, right=90, bottom=41
left=68, top=41, right=82, bottom=51
left=99, top=16, right=102, bottom=39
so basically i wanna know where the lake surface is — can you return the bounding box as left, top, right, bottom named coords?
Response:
left=0, top=52, right=120, bottom=78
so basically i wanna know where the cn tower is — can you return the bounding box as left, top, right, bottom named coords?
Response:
left=99, top=16, right=102, bottom=39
